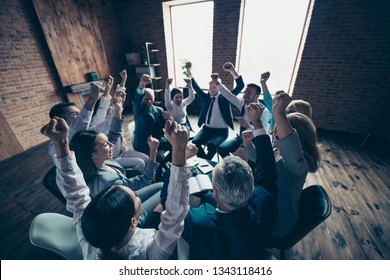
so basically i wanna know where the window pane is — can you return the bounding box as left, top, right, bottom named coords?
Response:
left=239, top=0, right=310, bottom=93
left=171, top=1, right=214, bottom=88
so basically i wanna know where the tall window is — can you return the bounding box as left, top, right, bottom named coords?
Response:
left=163, top=0, right=214, bottom=88
left=238, top=0, right=311, bottom=93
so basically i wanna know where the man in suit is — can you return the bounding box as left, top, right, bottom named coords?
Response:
left=182, top=102, right=278, bottom=259
left=187, top=62, right=244, bottom=160
left=217, top=69, right=272, bottom=158
left=132, top=74, right=171, bottom=163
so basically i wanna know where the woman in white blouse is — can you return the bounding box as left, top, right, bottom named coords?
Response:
left=164, top=77, right=195, bottom=134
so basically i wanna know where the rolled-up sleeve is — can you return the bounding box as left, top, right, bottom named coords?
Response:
left=146, top=165, right=190, bottom=259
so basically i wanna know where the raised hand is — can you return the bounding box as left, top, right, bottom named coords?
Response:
left=210, top=73, right=220, bottom=85
left=223, top=62, right=238, bottom=77
left=147, top=135, right=160, bottom=152
left=139, top=74, right=152, bottom=88
left=112, top=94, right=123, bottom=118
left=41, top=117, right=69, bottom=142
left=90, top=82, right=105, bottom=101
left=245, top=102, right=264, bottom=129
left=40, top=117, right=70, bottom=157
left=164, top=118, right=188, bottom=166
left=242, top=130, right=254, bottom=147
left=119, top=70, right=127, bottom=84
left=166, top=78, right=173, bottom=88
left=104, top=75, right=114, bottom=97
left=260, top=72, right=271, bottom=84
left=185, top=62, right=192, bottom=77
left=183, top=78, right=192, bottom=88
left=272, top=90, right=292, bottom=116
left=185, top=143, right=198, bottom=160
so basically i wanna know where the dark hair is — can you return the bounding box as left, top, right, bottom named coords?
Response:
left=70, top=130, right=99, bottom=183
left=170, top=87, right=183, bottom=100
left=49, top=102, right=76, bottom=118
left=246, top=83, right=261, bottom=95
left=81, top=186, right=136, bottom=259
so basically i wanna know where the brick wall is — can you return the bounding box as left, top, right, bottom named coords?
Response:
left=0, top=0, right=63, bottom=158
left=91, top=0, right=125, bottom=81
left=0, top=0, right=124, bottom=160
left=293, top=0, right=390, bottom=140
left=212, top=0, right=242, bottom=88
left=118, top=0, right=168, bottom=85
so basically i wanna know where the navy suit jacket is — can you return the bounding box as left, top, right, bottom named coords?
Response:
left=182, top=134, right=278, bottom=259
left=192, top=76, right=244, bottom=130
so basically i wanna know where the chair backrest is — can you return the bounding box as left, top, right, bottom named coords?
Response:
left=43, top=166, right=66, bottom=205
left=269, top=184, right=332, bottom=250
left=29, top=213, right=83, bottom=260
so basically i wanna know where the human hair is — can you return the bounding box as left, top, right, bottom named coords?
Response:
left=49, top=102, right=76, bottom=118
left=81, top=186, right=135, bottom=259
left=246, top=83, right=261, bottom=95
left=170, top=87, right=183, bottom=100
left=144, top=88, right=155, bottom=97
left=287, top=112, right=320, bottom=172
left=212, top=156, right=254, bottom=208
left=287, top=100, right=312, bottom=118
left=69, top=130, right=99, bottom=183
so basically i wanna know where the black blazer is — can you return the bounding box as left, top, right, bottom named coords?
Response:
left=182, top=134, right=278, bottom=259
left=192, top=76, right=244, bottom=130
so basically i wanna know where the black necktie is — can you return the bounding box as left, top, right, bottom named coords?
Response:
left=239, top=105, right=246, bottom=134
left=207, top=97, right=215, bottom=125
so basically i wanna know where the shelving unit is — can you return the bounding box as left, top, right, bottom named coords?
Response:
left=136, top=42, right=163, bottom=105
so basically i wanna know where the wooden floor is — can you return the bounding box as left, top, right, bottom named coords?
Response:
left=0, top=114, right=389, bottom=260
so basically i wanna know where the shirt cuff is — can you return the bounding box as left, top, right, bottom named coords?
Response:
left=136, top=87, right=144, bottom=94
left=254, top=128, right=267, bottom=136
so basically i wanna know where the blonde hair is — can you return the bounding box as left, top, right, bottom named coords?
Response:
left=287, top=112, right=320, bottom=172
left=287, top=100, right=312, bottom=118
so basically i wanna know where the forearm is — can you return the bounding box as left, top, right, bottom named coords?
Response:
left=164, top=88, right=173, bottom=110
left=216, top=83, right=242, bottom=109
left=107, top=118, right=124, bottom=145
left=149, top=165, right=189, bottom=259
left=149, top=148, right=157, bottom=162
left=90, top=96, right=111, bottom=127
left=274, top=112, right=293, bottom=139
left=254, top=135, right=277, bottom=198
left=68, top=107, right=93, bottom=140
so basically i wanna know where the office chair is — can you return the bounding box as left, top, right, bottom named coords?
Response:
left=42, top=166, right=66, bottom=205
left=29, top=213, right=83, bottom=260
left=268, top=184, right=332, bottom=259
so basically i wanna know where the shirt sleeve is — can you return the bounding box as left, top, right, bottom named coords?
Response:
left=146, top=165, right=190, bottom=259
left=90, top=96, right=111, bottom=128
left=133, top=88, right=145, bottom=116
left=274, top=129, right=309, bottom=176
left=217, top=83, right=242, bottom=109
left=119, top=161, right=160, bottom=191
left=68, top=107, right=93, bottom=141
left=182, top=87, right=195, bottom=106
left=107, top=117, right=124, bottom=145
left=242, top=142, right=257, bottom=163
left=164, top=88, right=173, bottom=111
left=260, top=108, right=272, bottom=134
left=54, top=152, right=97, bottom=259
